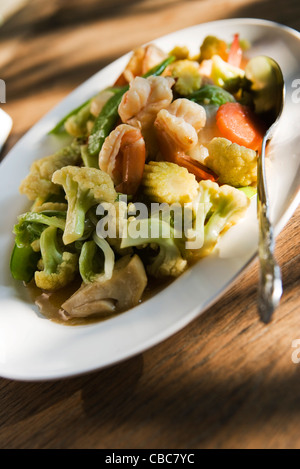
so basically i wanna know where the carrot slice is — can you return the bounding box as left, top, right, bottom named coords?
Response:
left=216, top=102, right=265, bottom=151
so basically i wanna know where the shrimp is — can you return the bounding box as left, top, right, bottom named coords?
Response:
left=118, top=75, right=175, bottom=130
left=154, top=98, right=217, bottom=181
left=114, top=44, right=168, bottom=86
left=99, top=124, right=146, bottom=195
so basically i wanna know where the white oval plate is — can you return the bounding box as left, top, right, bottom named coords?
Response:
left=0, top=18, right=299, bottom=381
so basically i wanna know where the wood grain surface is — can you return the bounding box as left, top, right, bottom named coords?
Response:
left=0, top=0, right=299, bottom=449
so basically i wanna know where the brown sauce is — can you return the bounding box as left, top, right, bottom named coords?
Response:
left=26, top=275, right=174, bottom=326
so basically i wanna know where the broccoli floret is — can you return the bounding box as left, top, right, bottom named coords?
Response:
left=19, top=140, right=83, bottom=201
left=64, top=101, right=94, bottom=137
left=171, top=60, right=202, bottom=95
left=186, top=180, right=250, bottom=257
left=121, top=218, right=187, bottom=278
left=211, top=55, right=245, bottom=87
left=206, top=137, right=258, bottom=187
left=79, top=232, right=115, bottom=283
left=142, top=161, right=199, bottom=205
left=35, top=226, right=78, bottom=291
left=200, top=36, right=228, bottom=61
left=52, top=166, right=117, bottom=245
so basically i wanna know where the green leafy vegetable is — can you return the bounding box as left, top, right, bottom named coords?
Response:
left=188, top=85, right=235, bottom=106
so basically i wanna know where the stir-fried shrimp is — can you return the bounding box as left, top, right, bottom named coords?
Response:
left=154, top=99, right=216, bottom=181
left=118, top=76, right=175, bottom=130
left=155, top=98, right=206, bottom=153
left=114, top=44, right=167, bottom=86
left=99, top=124, right=146, bottom=195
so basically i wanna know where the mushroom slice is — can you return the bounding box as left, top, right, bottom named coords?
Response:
left=62, top=255, right=147, bottom=319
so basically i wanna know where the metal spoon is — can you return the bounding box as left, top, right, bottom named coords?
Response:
left=246, top=56, right=285, bottom=323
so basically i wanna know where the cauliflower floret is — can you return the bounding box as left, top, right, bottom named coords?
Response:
left=142, top=161, right=199, bottom=205
left=206, top=137, right=257, bottom=187
left=171, top=60, right=202, bottom=95
left=186, top=179, right=250, bottom=258
left=20, top=140, right=82, bottom=201
left=121, top=218, right=187, bottom=278
left=52, top=166, right=116, bottom=244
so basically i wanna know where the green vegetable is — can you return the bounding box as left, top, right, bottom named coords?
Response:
left=121, top=218, right=187, bottom=278
left=80, top=144, right=99, bottom=168
left=52, top=166, right=116, bottom=244
left=245, top=56, right=282, bottom=114
left=87, top=88, right=126, bottom=157
left=88, top=56, right=176, bottom=157
left=238, top=186, right=257, bottom=199
left=10, top=210, right=68, bottom=283
left=48, top=87, right=122, bottom=135
left=188, top=85, right=235, bottom=106
left=10, top=244, right=40, bottom=283
left=13, top=212, right=66, bottom=248
left=49, top=98, right=92, bottom=135
left=211, top=55, right=245, bottom=87
left=34, top=226, right=78, bottom=291
left=79, top=232, right=115, bottom=283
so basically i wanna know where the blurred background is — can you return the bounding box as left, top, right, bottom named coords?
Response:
left=0, top=0, right=299, bottom=154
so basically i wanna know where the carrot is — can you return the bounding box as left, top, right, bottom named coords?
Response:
left=216, top=102, right=265, bottom=151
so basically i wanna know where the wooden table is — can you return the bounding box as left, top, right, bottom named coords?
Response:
left=0, top=0, right=299, bottom=449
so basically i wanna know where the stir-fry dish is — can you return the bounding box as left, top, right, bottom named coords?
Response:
left=10, top=34, right=276, bottom=323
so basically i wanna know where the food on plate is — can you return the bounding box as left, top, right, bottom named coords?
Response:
left=11, top=33, right=276, bottom=324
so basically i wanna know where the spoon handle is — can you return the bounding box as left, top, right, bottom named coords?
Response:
left=257, top=136, right=283, bottom=323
